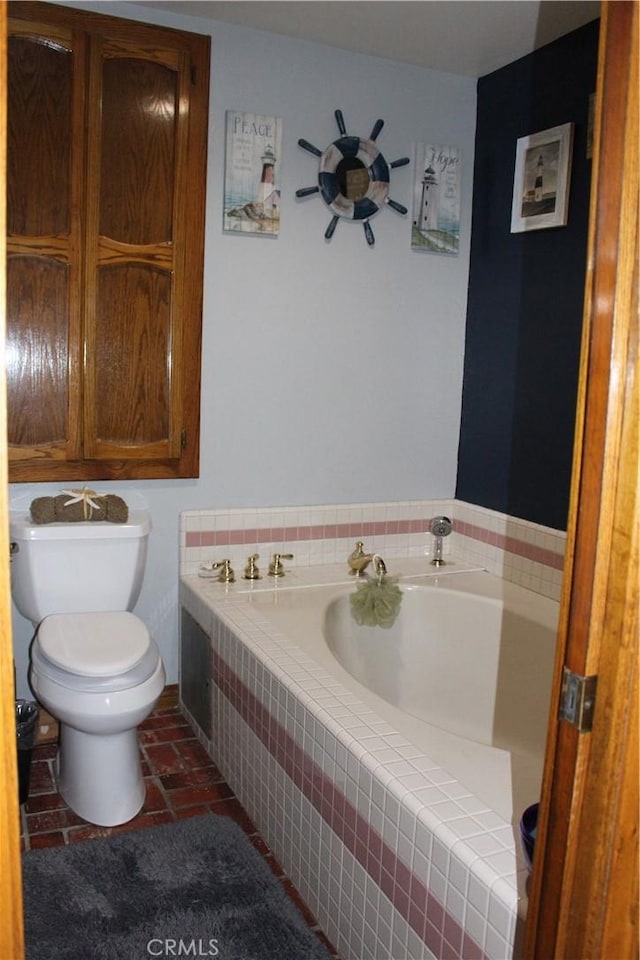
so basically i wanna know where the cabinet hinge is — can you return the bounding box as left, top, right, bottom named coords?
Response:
left=560, top=667, right=597, bottom=732
left=181, top=429, right=188, bottom=449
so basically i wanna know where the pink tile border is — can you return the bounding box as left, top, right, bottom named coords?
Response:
left=185, top=518, right=429, bottom=549
left=213, top=648, right=488, bottom=960
left=454, top=520, right=564, bottom=569
left=185, top=513, right=563, bottom=570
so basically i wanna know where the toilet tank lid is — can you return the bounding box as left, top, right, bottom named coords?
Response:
left=9, top=509, right=151, bottom=541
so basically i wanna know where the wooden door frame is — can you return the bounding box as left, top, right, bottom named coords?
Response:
left=0, top=3, right=637, bottom=959
left=0, top=3, right=25, bottom=957
left=524, top=2, right=638, bottom=956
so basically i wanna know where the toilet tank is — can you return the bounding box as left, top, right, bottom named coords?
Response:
left=9, top=510, right=151, bottom=624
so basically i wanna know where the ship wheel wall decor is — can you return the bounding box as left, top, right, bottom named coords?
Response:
left=296, top=110, right=410, bottom=245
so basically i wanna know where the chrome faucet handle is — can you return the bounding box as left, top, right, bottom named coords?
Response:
left=243, top=553, right=261, bottom=580
left=212, top=559, right=235, bottom=582
left=269, top=552, right=294, bottom=577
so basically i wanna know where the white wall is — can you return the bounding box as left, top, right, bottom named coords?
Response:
left=10, top=2, right=477, bottom=697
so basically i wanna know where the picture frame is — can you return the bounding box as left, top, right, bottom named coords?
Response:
left=223, top=111, right=282, bottom=237
left=510, top=122, right=574, bottom=233
left=411, top=143, right=461, bottom=254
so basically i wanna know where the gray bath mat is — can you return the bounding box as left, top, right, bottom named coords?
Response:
left=22, top=814, right=333, bottom=960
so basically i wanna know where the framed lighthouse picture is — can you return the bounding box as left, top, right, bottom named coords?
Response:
left=223, top=111, right=283, bottom=236
left=411, top=144, right=461, bottom=254
left=510, top=123, right=574, bottom=233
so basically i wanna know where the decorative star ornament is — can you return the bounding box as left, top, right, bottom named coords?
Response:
left=61, top=486, right=107, bottom=520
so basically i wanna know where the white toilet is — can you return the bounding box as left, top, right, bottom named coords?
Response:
left=9, top=510, right=165, bottom=827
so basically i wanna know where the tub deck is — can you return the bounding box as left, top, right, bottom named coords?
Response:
left=180, top=558, right=560, bottom=960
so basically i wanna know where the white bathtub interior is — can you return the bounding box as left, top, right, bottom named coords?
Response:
left=233, top=568, right=558, bottom=824
left=324, top=583, right=554, bottom=753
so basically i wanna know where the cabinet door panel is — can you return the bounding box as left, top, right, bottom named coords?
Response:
left=100, top=57, right=176, bottom=245
left=90, top=264, right=172, bottom=455
left=8, top=35, right=72, bottom=236
left=6, top=257, right=70, bottom=451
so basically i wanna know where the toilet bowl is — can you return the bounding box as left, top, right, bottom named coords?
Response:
left=9, top=509, right=166, bottom=827
left=30, top=611, right=165, bottom=826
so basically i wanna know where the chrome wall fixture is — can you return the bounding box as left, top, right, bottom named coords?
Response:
left=296, top=110, right=410, bottom=245
left=429, top=515, right=452, bottom=566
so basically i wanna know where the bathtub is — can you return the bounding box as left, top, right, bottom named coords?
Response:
left=322, top=580, right=554, bottom=809
left=179, top=561, right=559, bottom=960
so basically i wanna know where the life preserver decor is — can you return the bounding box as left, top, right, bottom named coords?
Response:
left=296, top=110, right=410, bottom=245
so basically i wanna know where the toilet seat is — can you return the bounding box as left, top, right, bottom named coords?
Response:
left=33, top=612, right=160, bottom=694
left=39, top=612, right=150, bottom=676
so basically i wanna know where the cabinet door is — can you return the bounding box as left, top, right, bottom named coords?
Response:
left=6, top=17, right=84, bottom=465
left=6, top=2, right=209, bottom=482
left=83, top=36, right=188, bottom=463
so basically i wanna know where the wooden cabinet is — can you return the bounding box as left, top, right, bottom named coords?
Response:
left=7, top=2, right=209, bottom=481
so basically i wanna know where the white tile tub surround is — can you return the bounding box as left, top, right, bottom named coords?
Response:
left=453, top=502, right=566, bottom=601
left=179, top=563, right=556, bottom=960
left=179, top=498, right=565, bottom=600
left=180, top=499, right=454, bottom=575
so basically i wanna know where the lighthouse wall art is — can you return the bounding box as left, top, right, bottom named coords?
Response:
left=510, top=122, right=574, bottom=233
left=411, top=144, right=461, bottom=255
left=224, top=111, right=283, bottom=236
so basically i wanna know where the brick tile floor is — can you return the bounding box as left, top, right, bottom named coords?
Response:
left=20, top=686, right=338, bottom=958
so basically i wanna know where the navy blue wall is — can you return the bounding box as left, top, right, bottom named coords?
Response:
left=456, top=20, right=599, bottom=530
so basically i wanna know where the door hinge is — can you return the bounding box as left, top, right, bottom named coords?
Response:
left=181, top=429, right=188, bottom=450
left=560, top=667, right=597, bottom=732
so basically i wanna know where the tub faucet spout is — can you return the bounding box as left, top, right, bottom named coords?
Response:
left=372, top=554, right=387, bottom=583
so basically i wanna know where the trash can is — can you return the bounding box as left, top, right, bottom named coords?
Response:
left=16, top=700, right=39, bottom=805
left=519, top=802, right=539, bottom=872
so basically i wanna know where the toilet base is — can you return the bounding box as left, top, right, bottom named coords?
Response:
left=57, top=723, right=146, bottom=826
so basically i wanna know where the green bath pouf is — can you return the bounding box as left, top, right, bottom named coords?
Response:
left=349, top=575, right=402, bottom=628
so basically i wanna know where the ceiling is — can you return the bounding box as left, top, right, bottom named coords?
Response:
left=131, top=0, right=600, bottom=78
